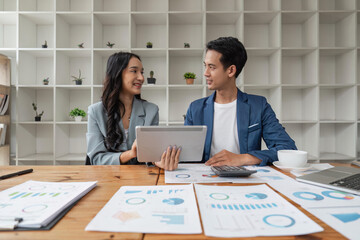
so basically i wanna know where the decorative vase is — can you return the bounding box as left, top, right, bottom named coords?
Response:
left=43, top=81, right=49, bottom=85
left=186, top=78, right=194, bottom=85
left=147, top=78, right=156, bottom=84
left=35, top=116, right=41, bottom=121
left=146, top=45, right=152, bottom=48
left=75, top=116, right=82, bottom=122
left=75, top=80, right=82, bottom=85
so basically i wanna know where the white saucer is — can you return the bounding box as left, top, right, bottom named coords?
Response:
left=273, top=161, right=311, bottom=172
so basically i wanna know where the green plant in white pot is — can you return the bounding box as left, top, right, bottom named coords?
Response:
left=69, top=107, right=86, bottom=122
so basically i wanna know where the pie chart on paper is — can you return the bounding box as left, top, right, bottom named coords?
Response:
left=162, top=198, right=184, bottom=205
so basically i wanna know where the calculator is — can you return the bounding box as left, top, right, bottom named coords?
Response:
left=211, top=166, right=257, bottom=177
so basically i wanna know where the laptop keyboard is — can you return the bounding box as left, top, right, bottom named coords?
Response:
left=330, top=173, right=360, bottom=190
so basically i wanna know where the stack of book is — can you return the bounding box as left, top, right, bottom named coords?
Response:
left=0, top=94, right=9, bottom=115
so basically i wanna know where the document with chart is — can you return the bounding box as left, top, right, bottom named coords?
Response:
left=0, top=180, right=97, bottom=228
left=85, top=185, right=201, bottom=234
left=195, top=184, right=323, bottom=237
left=268, top=181, right=360, bottom=208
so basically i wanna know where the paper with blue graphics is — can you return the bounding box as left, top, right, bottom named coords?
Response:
left=165, top=164, right=293, bottom=184
left=195, top=184, right=323, bottom=237
left=268, top=181, right=360, bottom=208
left=307, top=207, right=360, bottom=240
left=85, top=185, right=201, bottom=234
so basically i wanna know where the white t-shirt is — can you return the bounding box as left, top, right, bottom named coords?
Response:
left=210, top=100, right=240, bottom=157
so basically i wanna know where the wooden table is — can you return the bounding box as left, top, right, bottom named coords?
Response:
left=0, top=164, right=355, bottom=240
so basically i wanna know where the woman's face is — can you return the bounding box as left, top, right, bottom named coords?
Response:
left=121, top=57, right=144, bottom=96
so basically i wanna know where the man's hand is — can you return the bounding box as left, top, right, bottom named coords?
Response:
left=205, top=150, right=261, bottom=166
left=155, top=146, right=181, bottom=171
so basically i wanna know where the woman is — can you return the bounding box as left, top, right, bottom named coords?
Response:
left=87, top=52, right=180, bottom=168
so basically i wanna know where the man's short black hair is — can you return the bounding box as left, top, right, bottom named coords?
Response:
left=206, top=37, right=247, bottom=78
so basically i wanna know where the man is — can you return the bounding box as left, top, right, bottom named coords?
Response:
left=184, top=37, right=297, bottom=167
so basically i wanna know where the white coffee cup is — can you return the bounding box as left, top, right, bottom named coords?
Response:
left=277, top=150, right=308, bottom=167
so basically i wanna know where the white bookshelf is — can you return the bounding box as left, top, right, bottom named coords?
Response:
left=0, top=0, right=358, bottom=165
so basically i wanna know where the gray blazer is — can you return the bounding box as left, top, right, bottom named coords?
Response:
left=86, top=98, right=159, bottom=165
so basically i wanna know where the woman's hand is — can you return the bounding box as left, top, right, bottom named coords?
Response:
left=119, top=140, right=137, bottom=164
left=155, top=146, right=181, bottom=171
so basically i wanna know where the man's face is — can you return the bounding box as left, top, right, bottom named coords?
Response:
left=203, top=50, right=232, bottom=91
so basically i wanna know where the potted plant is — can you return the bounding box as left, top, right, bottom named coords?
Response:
left=72, top=70, right=85, bottom=85
left=69, top=107, right=86, bottom=122
left=43, top=77, right=49, bottom=85
left=42, top=40, right=48, bottom=48
left=184, top=72, right=196, bottom=85
left=106, top=41, right=115, bottom=48
left=78, top=43, right=84, bottom=48
left=184, top=42, right=190, bottom=48
left=147, top=70, right=156, bottom=84
left=32, top=102, right=44, bottom=121
left=146, top=42, right=153, bottom=48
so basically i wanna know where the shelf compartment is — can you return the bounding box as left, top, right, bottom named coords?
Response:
left=282, top=123, right=318, bottom=159
left=55, top=124, right=86, bottom=163
left=206, top=13, right=242, bottom=42
left=141, top=88, right=167, bottom=122
left=0, top=0, right=16, bottom=11
left=93, top=13, right=129, bottom=49
left=244, top=12, right=280, bottom=48
left=0, top=13, right=16, bottom=48
left=281, top=0, right=317, bottom=11
left=319, top=49, right=356, bottom=85
left=319, top=0, right=356, bottom=11
left=282, top=49, right=317, bottom=85
left=169, top=51, right=203, bottom=85
left=17, top=124, right=54, bottom=161
left=132, top=49, right=167, bottom=85
left=320, top=123, right=356, bottom=160
left=93, top=50, right=114, bottom=85
left=319, top=12, right=356, bottom=48
left=281, top=12, right=317, bottom=48
left=130, top=13, right=167, bottom=49
left=244, top=0, right=279, bottom=11
left=243, top=49, right=280, bottom=85
left=169, top=13, right=203, bottom=49
left=19, top=50, right=54, bottom=85
left=131, top=0, right=168, bottom=12
left=19, top=13, right=54, bottom=48
left=169, top=88, right=202, bottom=122
left=56, top=13, right=92, bottom=48
left=55, top=88, right=90, bottom=122
left=92, top=85, right=102, bottom=104
left=56, top=50, right=91, bottom=85
left=282, top=87, right=317, bottom=121
left=206, top=0, right=242, bottom=11
left=18, top=87, right=53, bottom=122
left=243, top=86, right=281, bottom=117
left=169, top=0, right=202, bottom=12
left=56, top=0, right=92, bottom=12
left=320, top=86, right=356, bottom=121
left=94, top=0, right=130, bottom=12
left=19, top=0, right=54, bottom=11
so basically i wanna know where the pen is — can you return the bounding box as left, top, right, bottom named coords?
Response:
left=0, top=169, right=33, bottom=180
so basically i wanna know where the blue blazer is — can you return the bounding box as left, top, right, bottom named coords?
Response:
left=185, top=89, right=297, bottom=165
left=87, top=98, right=159, bottom=165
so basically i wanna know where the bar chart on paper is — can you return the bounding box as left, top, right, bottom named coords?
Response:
left=195, top=184, right=323, bottom=238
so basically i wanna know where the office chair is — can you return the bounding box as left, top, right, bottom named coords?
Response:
left=85, top=155, right=91, bottom=165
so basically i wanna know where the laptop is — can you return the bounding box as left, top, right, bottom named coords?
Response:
left=296, top=166, right=360, bottom=195
left=136, top=126, right=207, bottom=163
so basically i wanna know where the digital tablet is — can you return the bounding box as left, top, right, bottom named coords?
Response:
left=136, top=126, right=207, bottom=163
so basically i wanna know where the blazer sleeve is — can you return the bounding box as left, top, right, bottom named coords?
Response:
left=86, top=105, right=122, bottom=165
left=247, top=98, right=297, bottom=166
left=184, top=103, right=194, bottom=125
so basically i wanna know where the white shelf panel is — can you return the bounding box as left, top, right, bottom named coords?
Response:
left=0, top=0, right=16, bottom=11
left=56, top=153, right=86, bottom=161
left=94, top=0, right=130, bottom=12
left=169, top=0, right=203, bottom=12
left=282, top=87, right=317, bottom=121
left=281, top=0, right=317, bottom=11
left=207, top=0, right=242, bottom=11
left=0, top=12, right=17, bottom=48
left=17, top=153, right=54, bottom=161
left=141, top=88, right=167, bottom=122
left=319, top=0, right=356, bottom=11
left=131, top=0, right=168, bottom=12
left=55, top=124, right=86, bottom=159
left=56, top=0, right=92, bottom=12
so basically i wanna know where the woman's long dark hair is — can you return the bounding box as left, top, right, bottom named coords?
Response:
left=102, top=52, right=141, bottom=151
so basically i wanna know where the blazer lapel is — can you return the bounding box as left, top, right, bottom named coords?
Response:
left=203, top=92, right=215, bottom=161
left=237, top=89, right=249, bottom=153
left=128, top=98, right=145, bottom=148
